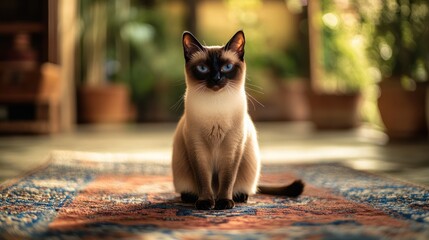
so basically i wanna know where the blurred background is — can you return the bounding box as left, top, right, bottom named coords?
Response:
left=0, top=0, right=428, bottom=139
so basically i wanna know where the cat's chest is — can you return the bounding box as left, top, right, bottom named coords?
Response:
left=186, top=90, right=244, bottom=120
left=185, top=90, right=245, bottom=135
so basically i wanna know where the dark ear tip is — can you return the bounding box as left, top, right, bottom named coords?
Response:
left=235, top=30, right=245, bottom=39
left=182, top=31, right=191, bottom=40
left=183, top=31, right=198, bottom=40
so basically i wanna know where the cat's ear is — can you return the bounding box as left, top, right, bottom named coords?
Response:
left=225, top=30, right=245, bottom=60
left=183, top=31, right=204, bottom=62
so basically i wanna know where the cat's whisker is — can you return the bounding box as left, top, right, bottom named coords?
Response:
left=232, top=82, right=244, bottom=95
left=224, top=84, right=231, bottom=96
left=247, top=94, right=257, bottom=111
left=246, top=82, right=264, bottom=91
left=194, top=83, right=207, bottom=97
left=194, top=86, right=202, bottom=96
left=233, top=81, right=242, bottom=89
left=170, top=95, right=185, bottom=112
left=226, top=82, right=234, bottom=91
left=246, top=92, right=265, bottom=109
left=173, top=80, right=186, bottom=87
left=245, top=75, right=256, bottom=82
left=246, top=86, right=265, bottom=95
left=246, top=85, right=263, bottom=92
left=226, top=83, right=236, bottom=96
left=171, top=101, right=183, bottom=113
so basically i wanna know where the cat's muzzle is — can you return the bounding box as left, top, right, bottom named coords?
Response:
left=207, top=76, right=226, bottom=91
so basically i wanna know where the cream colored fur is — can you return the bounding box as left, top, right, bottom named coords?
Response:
left=172, top=47, right=261, bottom=206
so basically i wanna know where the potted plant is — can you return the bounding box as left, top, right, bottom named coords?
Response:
left=357, top=0, right=429, bottom=139
left=244, top=1, right=311, bottom=122
left=260, top=46, right=310, bottom=121
left=309, top=0, right=372, bottom=129
left=77, top=0, right=131, bottom=124
left=270, top=3, right=311, bottom=121
left=118, top=5, right=185, bottom=122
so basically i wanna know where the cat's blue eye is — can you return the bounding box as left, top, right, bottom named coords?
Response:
left=196, top=65, right=209, bottom=73
left=221, top=63, right=234, bottom=72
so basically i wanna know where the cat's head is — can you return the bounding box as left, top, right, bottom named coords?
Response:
left=182, top=31, right=246, bottom=92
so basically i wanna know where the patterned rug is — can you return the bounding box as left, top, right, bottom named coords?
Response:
left=1, top=151, right=428, bottom=240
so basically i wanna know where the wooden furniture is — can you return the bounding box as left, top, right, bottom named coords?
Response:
left=0, top=63, right=60, bottom=133
left=0, top=0, right=63, bottom=134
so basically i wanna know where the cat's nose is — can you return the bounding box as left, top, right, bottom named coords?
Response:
left=213, top=72, right=222, bottom=83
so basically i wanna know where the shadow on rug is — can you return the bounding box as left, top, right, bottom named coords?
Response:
left=1, top=151, right=428, bottom=239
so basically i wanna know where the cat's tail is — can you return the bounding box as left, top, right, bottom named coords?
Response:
left=257, top=180, right=304, bottom=197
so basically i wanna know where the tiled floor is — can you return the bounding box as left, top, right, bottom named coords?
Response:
left=1, top=122, right=428, bottom=186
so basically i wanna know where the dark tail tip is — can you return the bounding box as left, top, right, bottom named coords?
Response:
left=283, top=180, right=304, bottom=197
left=258, top=179, right=305, bottom=197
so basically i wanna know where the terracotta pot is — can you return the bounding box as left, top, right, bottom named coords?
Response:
left=378, top=80, right=427, bottom=140
left=309, top=92, right=362, bottom=129
left=278, top=80, right=310, bottom=121
left=78, top=84, right=130, bottom=123
left=248, top=78, right=310, bottom=121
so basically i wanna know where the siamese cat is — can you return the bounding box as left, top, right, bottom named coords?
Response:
left=172, top=30, right=304, bottom=210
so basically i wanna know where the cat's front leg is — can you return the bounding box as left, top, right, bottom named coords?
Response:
left=215, top=138, right=244, bottom=210
left=194, top=167, right=215, bottom=210
left=216, top=171, right=237, bottom=210
left=189, top=146, right=215, bottom=210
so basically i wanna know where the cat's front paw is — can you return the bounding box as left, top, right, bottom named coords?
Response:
left=233, top=193, right=249, bottom=203
left=215, top=199, right=235, bottom=210
left=195, top=199, right=215, bottom=210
